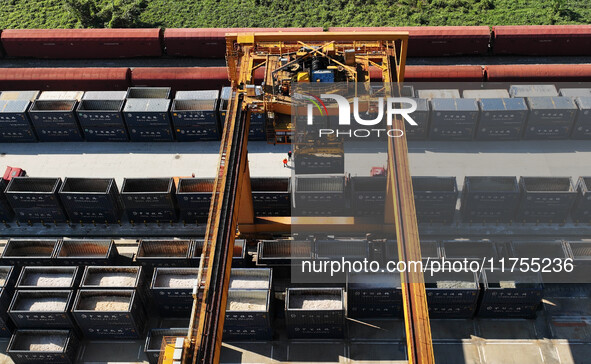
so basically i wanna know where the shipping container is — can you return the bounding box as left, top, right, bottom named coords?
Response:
left=38, top=91, right=83, bottom=102
left=425, top=270, right=479, bottom=318
left=229, top=268, right=272, bottom=290
left=0, top=100, right=36, bottom=142
left=416, top=89, right=460, bottom=99
left=144, top=328, right=187, bottom=364
left=28, top=100, right=82, bottom=141
left=251, top=177, right=291, bottom=216
left=121, top=178, right=177, bottom=222
left=524, top=97, right=576, bottom=139
left=123, top=99, right=171, bottom=126
left=131, top=67, right=231, bottom=92
left=405, top=98, right=430, bottom=140
left=347, top=272, right=402, bottom=319
left=5, top=177, right=63, bottom=208
left=16, top=267, right=78, bottom=290
left=0, top=68, right=130, bottom=91
left=55, top=239, right=117, bottom=266
left=369, top=239, right=440, bottom=265
left=126, top=87, right=170, bottom=99
left=2, top=239, right=59, bottom=266
left=82, top=91, right=127, bottom=101
left=429, top=98, right=478, bottom=141
left=163, top=27, right=324, bottom=58
left=478, top=269, right=543, bottom=318
left=1, top=29, right=162, bottom=58
left=6, top=329, right=79, bottom=364
left=192, top=239, right=246, bottom=267
left=476, top=98, right=528, bottom=140
left=559, top=88, right=591, bottom=97
left=176, top=178, right=214, bottom=222
left=461, top=176, right=521, bottom=222
left=573, top=97, right=591, bottom=139
left=76, top=100, right=125, bottom=128
left=441, top=240, right=505, bottom=262
left=150, top=267, right=198, bottom=316
left=573, top=177, right=591, bottom=222
left=509, top=240, right=570, bottom=261
left=127, top=125, right=173, bottom=142
left=285, top=288, right=345, bottom=339
left=224, top=289, right=272, bottom=329
left=462, top=89, right=510, bottom=99
left=171, top=99, right=221, bottom=141
left=0, top=266, right=18, bottom=290
left=0, top=288, right=14, bottom=337
left=80, top=266, right=143, bottom=291
left=72, top=289, right=146, bottom=339
left=58, top=178, right=122, bottom=223
left=509, top=85, right=559, bottom=97
left=256, top=240, right=313, bottom=266
left=412, top=176, right=458, bottom=223
left=0, top=188, right=14, bottom=221
left=136, top=239, right=192, bottom=267
left=0, top=91, right=39, bottom=101
left=82, top=126, right=129, bottom=142
left=294, top=175, right=346, bottom=209
left=565, top=241, right=591, bottom=265
left=492, top=25, right=591, bottom=56
left=517, top=177, right=577, bottom=222
left=330, top=26, right=490, bottom=57
left=315, top=239, right=368, bottom=261
left=8, top=290, right=75, bottom=329
left=350, top=176, right=386, bottom=216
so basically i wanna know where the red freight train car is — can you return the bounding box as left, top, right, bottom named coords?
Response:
left=1, top=29, right=162, bottom=59
left=0, top=68, right=130, bottom=90
left=131, top=67, right=231, bottom=91
left=329, top=26, right=490, bottom=57
left=163, top=27, right=324, bottom=58
left=405, top=65, right=484, bottom=82
left=493, top=25, right=591, bottom=56
left=486, top=64, right=591, bottom=82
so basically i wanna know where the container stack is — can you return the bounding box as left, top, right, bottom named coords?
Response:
left=572, top=177, right=591, bottom=222
left=350, top=176, right=386, bottom=217
left=285, top=288, right=345, bottom=339
left=123, top=87, right=173, bottom=141
left=176, top=178, right=214, bottom=222
left=412, top=176, right=458, bottom=223
left=74, top=266, right=146, bottom=339
left=429, top=98, right=479, bottom=140
left=121, top=178, right=178, bottom=222
left=58, top=178, right=122, bottom=223
left=251, top=177, right=291, bottom=216
left=424, top=270, right=479, bottom=318
left=171, top=90, right=221, bottom=141
left=0, top=100, right=37, bottom=142
left=516, top=177, right=577, bottom=222
left=478, top=270, right=543, bottom=318
left=347, top=272, right=402, bottom=318
left=224, top=268, right=273, bottom=340
left=5, top=177, right=67, bottom=222
left=293, top=175, right=346, bottom=216
left=461, top=176, right=521, bottom=222
left=77, top=91, right=128, bottom=141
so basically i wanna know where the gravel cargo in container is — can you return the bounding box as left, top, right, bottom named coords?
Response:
left=8, top=290, right=75, bottom=329
left=224, top=289, right=273, bottom=340
left=16, top=267, right=78, bottom=290
left=285, top=287, right=345, bottom=339
left=80, top=266, right=143, bottom=291
left=150, top=267, right=198, bottom=316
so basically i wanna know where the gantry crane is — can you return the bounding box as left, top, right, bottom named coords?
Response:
left=159, top=31, right=434, bottom=364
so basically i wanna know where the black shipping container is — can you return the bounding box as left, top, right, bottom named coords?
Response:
left=121, top=178, right=177, bottom=222
left=251, top=177, right=291, bottom=216
left=0, top=188, right=14, bottom=221
left=461, top=176, right=521, bottom=222
left=509, top=85, right=558, bottom=97
left=28, top=100, right=83, bottom=142
left=82, top=126, right=128, bottom=142
left=405, top=98, right=429, bottom=140
left=347, top=272, right=402, bottom=318
left=0, top=100, right=37, bottom=142
left=565, top=241, right=591, bottom=265
left=33, top=127, right=83, bottom=142
left=8, top=290, right=75, bottom=329
left=294, top=151, right=344, bottom=175
left=136, top=239, right=192, bottom=267
left=126, top=87, right=171, bottom=99
left=76, top=100, right=125, bottom=128
left=7, top=329, right=79, bottom=364
left=478, top=269, right=543, bottom=318
left=176, top=178, right=214, bottom=222
left=171, top=99, right=220, bottom=141
left=2, top=239, right=59, bottom=266
left=223, top=326, right=273, bottom=341
left=430, top=98, right=479, bottom=126
left=294, top=175, right=346, bottom=209
left=80, top=266, right=143, bottom=291
left=225, top=290, right=272, bottom=329
left=150, top=267, right=198, bottom=316
left=524, top=97, right=577, bottom=139
left=5, top=177, right=66, bottom=222
left=476, top=98, right=528, bottom=141
left=315, top=239, right=368, bottom=261
left=412, top=176, right=458, bottom=223
left=350, top=176, right=386, bottom=216
left=16, top=267, right=79, bottom=290
left=128, top=126, right=173, bottom=142
left=441, top=240, right=504, bottom=262
left=72, top=289, right=146, bottom=339
left=123, top=99, right=171, bottom=128
left=573, top=97, right=591, bottom=139
left=145, top=328, right=187, bottom=364
left=256, top=240, right=313, bottom=266
left=424, top=270, right=479, bottom=319
left=55, top=239, right=117, bottom=266
left=59, top=178, right=122, bottom=223
left=285, top=288, right=345, bottom=339
left=509, top=241, right=569, bottom=260
left=573, top=177, right=591, bottom=222
left=0, top=127, right=37, bottom=143
left=516, top=177, right=577, bottom=222
left=229, top=268, right=273, bottom=290
left=0, top=288, right=14, bottom=337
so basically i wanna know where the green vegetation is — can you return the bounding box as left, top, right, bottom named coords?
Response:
left=0, top=0, right=590, bottom=29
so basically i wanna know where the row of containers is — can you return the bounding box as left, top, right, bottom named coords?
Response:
left=1, top=174, right=590, bottom=224
left=0, top=87, right=266, bottom=143
left=4, top=84, right=591, bottom=143
left=405, top=85, right=591, bottom=141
